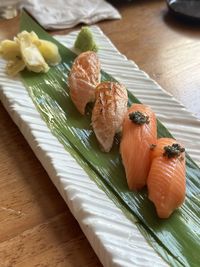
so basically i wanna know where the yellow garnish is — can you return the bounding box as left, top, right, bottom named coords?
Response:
left=6, top=59, right=25, bottom=76
left=0, top=40, right=21, bottom=60
left=0, top=31, right=61, bottom=76
left=17, top=31, right=49, bottom=73
left=37, top=40, right=61, bottom=66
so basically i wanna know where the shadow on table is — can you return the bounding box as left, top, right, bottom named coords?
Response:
left=108, top=0, right=163, bottom=8
left=163, top=10, right=200, bottom=38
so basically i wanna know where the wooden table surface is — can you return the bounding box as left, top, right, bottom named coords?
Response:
left=0, top=0, right=200, bottom=266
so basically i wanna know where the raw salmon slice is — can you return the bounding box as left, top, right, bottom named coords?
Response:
left=120, top=104, right=157, bottom=190
left=68, top=51, right=100, bottom=114
left=147, top=138, right=186, bottom=218
left=92, top=82, right=128, bottom=152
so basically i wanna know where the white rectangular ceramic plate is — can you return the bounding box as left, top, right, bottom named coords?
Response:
left=0, top=26, right=200, bottom=267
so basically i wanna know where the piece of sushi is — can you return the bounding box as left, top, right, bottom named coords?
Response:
left=92, top=81, right=128, bottom=152
left=68, top=51, right=100, bottom=114
left=147, top=138, right=186, bottom=218
left=120, top=104, right=157, bottom=190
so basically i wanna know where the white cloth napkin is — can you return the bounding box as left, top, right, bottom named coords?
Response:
left=20, top=0, right=121, bottom=29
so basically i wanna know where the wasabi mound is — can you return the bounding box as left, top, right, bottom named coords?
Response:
left=74, top=27, right=98, bottom=53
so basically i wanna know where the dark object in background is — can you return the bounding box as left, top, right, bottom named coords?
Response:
left=166, top=0, right=200, bottom=21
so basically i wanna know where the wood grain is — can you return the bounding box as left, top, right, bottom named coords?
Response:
left=0, top=1, right=200, bottom=266
left=0, top=105, right=102, bottom=267
left=103, top=0, right=200, bottom=119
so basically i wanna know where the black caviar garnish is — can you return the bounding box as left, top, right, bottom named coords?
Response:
left=129, top=111, right=150, bottom=125
left=163, top=143, right=185, bottom=159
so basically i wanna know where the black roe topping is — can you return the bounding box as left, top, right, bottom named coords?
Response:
left=163, top=143, right=185, bottom=159
left=129, top=111, right=150, bottom=125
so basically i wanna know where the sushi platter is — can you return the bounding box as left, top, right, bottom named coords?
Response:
left=0, top=11, right=200, bottom=267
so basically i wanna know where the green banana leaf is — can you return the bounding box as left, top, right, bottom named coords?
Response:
left=19, top=10, right=200, bottom=267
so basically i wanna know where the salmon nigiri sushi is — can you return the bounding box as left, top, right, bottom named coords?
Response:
left=68, top=51, right=100, bottom=114
left=120, top=104, right=157, bottom=190
left=147, top=138, right=186, bottom=218
left=92, top=81, right=128, bottom=152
